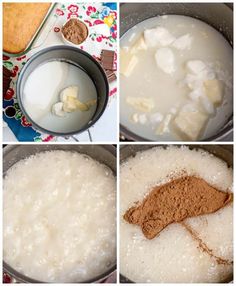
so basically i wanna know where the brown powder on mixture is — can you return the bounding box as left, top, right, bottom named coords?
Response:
left=124, top=176, right=233, bottom=239
left=181, top=222, right=232, bottom=265
left=62, top=19, right=88, bottom=45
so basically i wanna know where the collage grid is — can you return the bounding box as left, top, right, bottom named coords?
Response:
left=1, top=0, right=235, bottom=284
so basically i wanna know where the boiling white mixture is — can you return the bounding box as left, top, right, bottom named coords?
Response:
left=120, top=146, right=233, bottom=283
left=3, top=151, right=116, bottom=282
left=23, top=61, right=97, bottom=133
left=120, top=15, right=233, bottom=141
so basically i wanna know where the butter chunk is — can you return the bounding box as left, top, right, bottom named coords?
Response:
left=60, top=85, right=78, bottom=102
left=86, top=99, right=97, bottom=108
left=204, top=79, right=224, bottom=106
left=131, top=113, right=147, bottom=125
left=63, top=96, right=78, bottom=112
left=52, top=85, right=96, bottom=116
left=130, top=36, right=147, bottom=54
left=156, top=114, right=172, bottom=135
left=120, top=49, right=138, bottom=77
left=174, top=104, right=208, bottom=140
left=144, top=27, right=175, bottom=48
left=139, top=114, right=148, bottom=124
left=60, top=86, right=95, bottom=112
left=63, top=96, right=89, bottom=112
left=52, top=102, right=65, bottom=117
left=131, top=113, right=139, bottom=123
left=155, top=47, right=176, bottom=74
left=126, top=97, right=155, bottom=112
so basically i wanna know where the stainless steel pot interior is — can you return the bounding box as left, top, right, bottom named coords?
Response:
left=16, top=45, right=109, bottom=136
left=3, top=144, right=116, bottom=283
left=119, top=144, right=233, bottom=283
left=120, top=3, right=233, bottom=142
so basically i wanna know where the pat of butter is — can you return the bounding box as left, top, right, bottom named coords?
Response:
left=130, top=36, right=147, bottom=54
left=120, top=49, right=138, bottom=77
left=174, top=104, right=208, bottom=141
left=131, top=113, right=148, bottom=124
left=156, top=114, right=172, bottom=135
left=204, top=79, right=224, bottom=106
left=131, top=113, right=139, bottom=123
left=60, top=86, right=91, bottom=112
left=63, top=96, right=89, bottom=112
left=126, top=96, right=155, bottom=112
left=52, top=86, right=97, bottom=116
left=51, top=102, right=65, bottom=117
left=60, top=85, right=78, bottom=102
left=63, top=96, right=79, bottom=112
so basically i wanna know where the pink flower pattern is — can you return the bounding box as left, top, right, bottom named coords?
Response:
left=86, top=6, right=97, bottom=16
left=54, top=27, right=60, bottom=33
left=21, top=116, right=32, bottom=127
left=67, top=4, right=79, bottom=19
left=56, top=8, right=64, bottom=16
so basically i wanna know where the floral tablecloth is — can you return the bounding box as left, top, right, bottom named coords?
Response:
left=3, top=2, right=117, bottom=142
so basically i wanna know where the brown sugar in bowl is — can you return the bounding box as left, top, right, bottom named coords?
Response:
left=62, top=18, right=88, bottom=45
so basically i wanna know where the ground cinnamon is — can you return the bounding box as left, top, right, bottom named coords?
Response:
left=62, top=19, right=88, bottom=45
left=181, top=222, right=232, bottom=265
left=124, top=176, right=233, bottom=239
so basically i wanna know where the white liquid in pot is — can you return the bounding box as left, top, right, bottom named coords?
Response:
left=120, top=146, right=233, bottom=283
left=120, top=15, right=233, bottom=141
left=4, top=151, right=116, bottom=282
left=22, top=61, right=97, bottom=133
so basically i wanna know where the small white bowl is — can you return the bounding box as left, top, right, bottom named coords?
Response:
left=61, top=19, right=89, bottom=47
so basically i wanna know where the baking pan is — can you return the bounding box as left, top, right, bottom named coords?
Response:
left=3, top=3, right=56, bottom=57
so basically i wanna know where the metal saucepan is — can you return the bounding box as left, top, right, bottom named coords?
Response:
left=17, top=46, right=109, bottom=137
left=3, top=144, right=116, bottom=283
left=120, top=144, right=233, bottom=283
left=120, top=3, right=233, bottom=141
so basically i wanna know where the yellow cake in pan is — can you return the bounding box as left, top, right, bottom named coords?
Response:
left=3, top=3, right=51, bottom=54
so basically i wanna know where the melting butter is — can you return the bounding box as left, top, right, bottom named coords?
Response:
left=52, top=85, right=97, bottom=117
